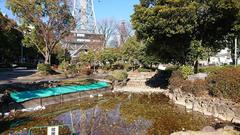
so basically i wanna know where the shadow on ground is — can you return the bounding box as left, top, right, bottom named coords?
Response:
left=0, top=69, right=36, bottom=81
left=0, top=116, right=31, bottom=134
left=145, top=70, right=172, bottom=89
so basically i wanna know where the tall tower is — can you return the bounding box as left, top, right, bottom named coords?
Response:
left=72, top=0, right=97, bottom=33
left=62, top=0, right=104, bottom=59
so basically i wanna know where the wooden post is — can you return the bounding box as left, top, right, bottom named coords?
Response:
left=235, top=37, right=238, bottom=67
left=40, top=98, right=42, bottom=106
left=79, top=92, right=81, bottom=101
left=60, top=95, right=63, bottom=104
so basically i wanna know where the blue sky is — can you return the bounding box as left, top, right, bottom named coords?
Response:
left=0, top=0, right=139, bottom=21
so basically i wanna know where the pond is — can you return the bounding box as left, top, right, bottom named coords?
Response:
left=4, top=92, right=218, bottom=135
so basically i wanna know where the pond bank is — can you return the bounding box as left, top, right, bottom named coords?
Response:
left=118, top=72, right=240, bottom=125
left=115, top=86, right=240, bottom=124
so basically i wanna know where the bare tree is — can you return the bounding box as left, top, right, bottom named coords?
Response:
left=97, top=19, right=117, bottom=47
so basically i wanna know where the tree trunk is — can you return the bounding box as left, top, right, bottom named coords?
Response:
left=44, top=51, right=51, bottom=65
left=194, top=60, right=199, bottom=74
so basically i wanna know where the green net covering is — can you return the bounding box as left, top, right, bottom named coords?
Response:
left=10, top=81, right=109, bottom=103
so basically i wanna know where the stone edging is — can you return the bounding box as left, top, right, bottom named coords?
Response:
left=114, top=85, right=240, bottom=124
left=163, top=88, right=240, bottom=124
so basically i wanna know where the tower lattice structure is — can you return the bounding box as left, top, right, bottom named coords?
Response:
left=63, top=0, right=104, bottom=58
left=72, top=0, right=97, bottom=33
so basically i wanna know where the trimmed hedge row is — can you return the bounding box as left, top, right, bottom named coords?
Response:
left=207, top=68, right=240, bottom=103
left=169, top=67, right=240, bottom=103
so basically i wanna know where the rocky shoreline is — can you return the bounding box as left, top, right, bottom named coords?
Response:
left=163, top=88, right=240, bottom=124
left=115, top=86, right=240, bottom=124
left=120, top=72, right=240, bottom=124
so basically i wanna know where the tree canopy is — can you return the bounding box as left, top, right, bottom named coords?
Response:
left=7, top=0, right=75, bottom=64
left=0, top=11, right=23, bottom=64
left=131, top=0, right=240, bottom=65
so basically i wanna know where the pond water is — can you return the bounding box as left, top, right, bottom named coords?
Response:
left=6, top=93, right=218, bottom=135
left=54, top=93, right=216, bottom=135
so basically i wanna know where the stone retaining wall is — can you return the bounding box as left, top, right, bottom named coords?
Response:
left=163, top=88, right=240, bottom=124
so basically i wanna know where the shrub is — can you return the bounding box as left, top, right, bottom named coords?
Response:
left=182, top=80, right=208, bottom=97
left=112, top=62, right=124, bottom=70
left=169, top=71, right=185, bottom=90
left=124, top=63, right=133, bottom=72
left=111, top=70, right=128, bottom=81
left=37, top=63, right=52, bottom=75
left=179, top=65, right=193, bottom=79
left=67, top=65, right=77, bottom=75
left=102, top=64, right=111, bottom=71
left=169, top=71, right=208, bottom=97
left=199, top=66, right=224, bottom=73
left=207, top=67, right=240, bottom=102
left=138, top=67, right=154, bottom=72
left=58, top=61, right=69, bottom=71
left=80, top=68, right=93, bottom=75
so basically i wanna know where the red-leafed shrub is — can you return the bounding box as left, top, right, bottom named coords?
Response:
left=169, top=71, right=209, bottom=97
left=207, top=68, right=240, bottom=103
left=169, top=71, right=185, bottom=90
left=182, top=80, right=208, bottom=97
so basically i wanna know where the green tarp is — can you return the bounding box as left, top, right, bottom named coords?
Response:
left=10, top=81, right=109, bottom=103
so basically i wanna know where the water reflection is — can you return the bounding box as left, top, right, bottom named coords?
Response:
left=55, top=93, right=215, bottom=135
left=56, top=104, right=152, bottom=135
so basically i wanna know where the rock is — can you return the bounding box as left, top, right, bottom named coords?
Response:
left=167, top=88, right=240, bottom=124
left=223, top=126, right=234, bottom=130
left=201, top=126, right=216, bottom=132
left=188, top=73, right=208, bottom=81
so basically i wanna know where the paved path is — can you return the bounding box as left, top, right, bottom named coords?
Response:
left=0, top=69, right=36, bottom=85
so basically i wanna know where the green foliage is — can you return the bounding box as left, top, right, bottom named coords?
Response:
left=121, top=37, right=142, bottom=63
left=199, top=66, right=225, bottom=73
left=112, top=62, right=124, bottom=70
left=121, top=37, right=160, bottom=68
left=179, top=65, right=193, bottom=79
left=37, top=63, right=52, bottom=75
left=79, top=50, right=95, bottom=65
left=131, top=0, right=240, bottom=64
left=99, top=48, right=121, bottom=66
left=137, top=67, right=154, bottom=72
left=207, top=67, right=240, bottom=102
left=186, top=40, right=210, bottom=64
left=56, top=49, right=71, bottom=64
left=7, top=0, right=75, bottom=64
left=123, top=63, right=133, bottom=72
left=111, top=70, right=128, bottom=81
left=59, top=61, right=78, bottom=77
left=58, top=61, right=70, bottom=71
left=0, top=12, right=23, bottom=64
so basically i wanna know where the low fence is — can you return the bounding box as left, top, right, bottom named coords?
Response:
left=21, top=87, right=112, bottom=109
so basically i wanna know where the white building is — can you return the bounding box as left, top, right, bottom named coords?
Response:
left=199, top=48, right=240, bottom=66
